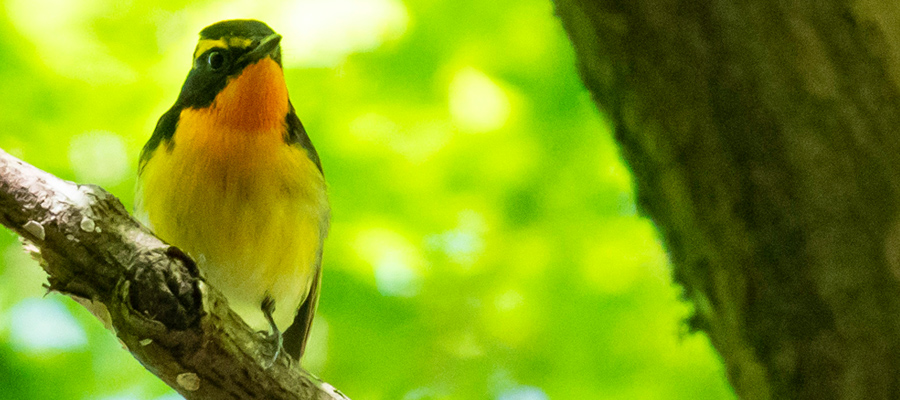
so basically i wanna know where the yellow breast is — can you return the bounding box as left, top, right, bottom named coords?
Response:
left=136, top=102, right=328, bottom=331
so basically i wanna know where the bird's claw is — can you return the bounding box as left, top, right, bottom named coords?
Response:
left=258, top=328, right=282, bottom=368
left=259, top=296, right=283, bottom=368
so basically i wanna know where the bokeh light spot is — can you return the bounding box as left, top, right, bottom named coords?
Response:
left=6, top=0, right=137, bottom=83
left=425, top=210, right=486, bottom=270
left=68, top=131, right=130, bottom=187
left=354, top=227, right=423, bottom=297
left=494, top=289, right=523, bottom=312
left=97, top=394, right=142, bottom=400
left=449, top=67, right=511, bottom=133
left=151, top=393, right=186, bottom=400
left=275, top=0, right=408, bottom=67
left=8, top=298, right=87, bottom=353
left=497, top=386, right=550, bottom=400
left=374, top=255, right=419, bottom=297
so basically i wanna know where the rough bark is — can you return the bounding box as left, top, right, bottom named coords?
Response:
left=0, top=149, right=347, bottom=400
left=554, top=0, right=900, bottom=399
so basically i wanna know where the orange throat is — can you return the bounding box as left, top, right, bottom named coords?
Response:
left=204, top=57, right=289, bottom=133
left=170, top=56, right=292, bottom=171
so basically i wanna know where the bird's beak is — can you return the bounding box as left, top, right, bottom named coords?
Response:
left=237, top=33, right=282, bottom=65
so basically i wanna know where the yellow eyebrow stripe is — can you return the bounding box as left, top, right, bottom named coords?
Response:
left=194, top=39, right=226, bottom=59
left=193, top=37, right=254, bottom=60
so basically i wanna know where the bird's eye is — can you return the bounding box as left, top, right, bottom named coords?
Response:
left=207, top=51, right=226, bottom=71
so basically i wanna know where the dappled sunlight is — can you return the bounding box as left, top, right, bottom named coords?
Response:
left=151, top=393, right=186, bottom=400
left=6, top=0, right=138, bottom=83
left=7, top=298, right=87, bottom=353
left=353, top=226, right=424, bottom=297
left=93, top=393, right=143, bottom=400
left=68, top=130, right=130, bottom=187
left=424, top=209, right=486, bottom=271
left=496, top=386, right=550, bottom=400
left=275, top=0, right=408, bottom=68
left=448, top=67, right=511, bottom=133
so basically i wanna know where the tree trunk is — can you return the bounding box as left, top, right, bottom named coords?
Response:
left=553, top=0, right=900, bottom=398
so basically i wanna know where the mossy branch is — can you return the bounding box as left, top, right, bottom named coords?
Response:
left=0, top=148, right=347, bottom=400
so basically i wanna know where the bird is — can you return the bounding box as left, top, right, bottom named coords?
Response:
left=135, top=19, right=330, bottom=364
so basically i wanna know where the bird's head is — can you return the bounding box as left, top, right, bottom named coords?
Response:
left=177, top=19, right=289, bottom=132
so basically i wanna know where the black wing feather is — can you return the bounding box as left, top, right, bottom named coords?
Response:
left=282, top=104, right=326, bottom=360
left=282, top=255, right=323, bottom=360
left=139, top=105, right=182, bottom=173
left=284, top=103, right=322, bottom=173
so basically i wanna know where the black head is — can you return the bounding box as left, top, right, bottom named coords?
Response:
left=199, top=19, right=276, bottom=41
left=176, top=19, right=283, bottom=109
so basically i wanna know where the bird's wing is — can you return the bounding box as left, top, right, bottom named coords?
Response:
left=139, top=105, right=182, bottom=174
left=284, top=103, right=322, bottom=172
left=283, top=252, right=323, bottom=360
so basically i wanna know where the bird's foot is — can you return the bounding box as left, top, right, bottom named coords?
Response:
left=258, top=296, right=283, bottom=368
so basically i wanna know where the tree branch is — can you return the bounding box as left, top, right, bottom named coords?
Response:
left=0, top=148, right=348, bottom=400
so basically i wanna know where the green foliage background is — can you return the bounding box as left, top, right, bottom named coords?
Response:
left=0, top=0, right=736, bottom=399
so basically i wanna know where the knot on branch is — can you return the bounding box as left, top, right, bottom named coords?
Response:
left=126, top=245, right=202, bottom=331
